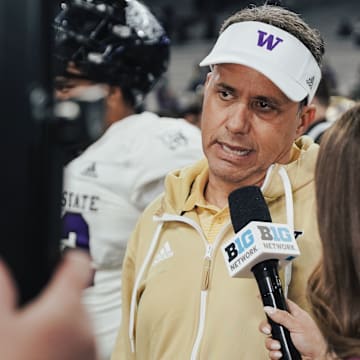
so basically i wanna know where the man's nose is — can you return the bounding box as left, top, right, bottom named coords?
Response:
left=225, top=102, right=251, bottom=134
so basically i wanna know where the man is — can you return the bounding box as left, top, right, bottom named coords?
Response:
left=112, top=4, right=324, bottom=359
left=53, top=1, right=203, bottom=359
left=0, top=251, right=97, bottom=360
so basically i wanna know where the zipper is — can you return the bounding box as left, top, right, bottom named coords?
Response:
left=190, top=223, right=232, bottom=359
left=154, top=214, right=232, bottom=360
left=201, top=245, right=213, bottom=290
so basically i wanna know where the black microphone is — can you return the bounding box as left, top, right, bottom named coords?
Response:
left=226, top=185, right=301, bottom=360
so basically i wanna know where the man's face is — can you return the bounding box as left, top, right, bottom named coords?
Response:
left=54, top=63, right=107, bottom=101
left=54, top=76, right=97, bottom=101
left=201, top=63, right=311, bottom=191
left=54, top=64, right=114, bottom=133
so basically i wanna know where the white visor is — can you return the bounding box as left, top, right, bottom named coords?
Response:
left=199, top=21, right=321, bottom=104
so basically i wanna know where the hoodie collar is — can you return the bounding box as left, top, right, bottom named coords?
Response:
left=162, top=136, right=319, bottom=214
left=182, top=163, right=210, bottom=212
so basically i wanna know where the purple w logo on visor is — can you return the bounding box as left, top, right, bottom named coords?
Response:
left=257, top=30, right=283, bottom=50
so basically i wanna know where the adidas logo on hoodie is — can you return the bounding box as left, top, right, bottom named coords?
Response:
left=153, top=241, right=174, bottom=266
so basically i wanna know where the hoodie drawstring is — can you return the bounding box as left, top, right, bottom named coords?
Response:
left=261, top=165, right=295, bottom=298
left=129, top=221, right=164, bottom=353
left=278, top=166, right=294, bottom=298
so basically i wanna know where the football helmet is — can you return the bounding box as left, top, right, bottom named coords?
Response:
left=54, top=0, right=170, bottom=105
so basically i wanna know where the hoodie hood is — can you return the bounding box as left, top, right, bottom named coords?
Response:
left=162, top=136, right=319, bottom=214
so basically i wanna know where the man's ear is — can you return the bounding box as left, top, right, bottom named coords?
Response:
left=295, top=104, right=316, bottom=138
left=107, top=85, right=122, bottom=103
left=204, top=69, right=214, bottom=88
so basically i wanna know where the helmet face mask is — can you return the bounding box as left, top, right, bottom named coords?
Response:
left=54, top=0, right=170, bottom=106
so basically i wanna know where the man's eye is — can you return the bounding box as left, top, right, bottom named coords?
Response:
left=56, top=85, right=68, bottom=92
left=55, top=85, right=69, bottom=92
left=258, top=100, right=270, bottom=108
left=55, top=82, right=76, bottom=92
left=253, top=100, right=275, bottom=111
left=218, top=90, right=233, bottom=100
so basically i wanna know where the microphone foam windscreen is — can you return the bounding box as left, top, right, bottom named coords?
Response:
left=228, top=186, right=272, bottom=232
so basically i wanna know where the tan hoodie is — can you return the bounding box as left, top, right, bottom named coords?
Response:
left=112, top=136, right=322, bottom=360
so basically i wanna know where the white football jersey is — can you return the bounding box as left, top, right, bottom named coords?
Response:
left=61, top=111, right=203, bottom=359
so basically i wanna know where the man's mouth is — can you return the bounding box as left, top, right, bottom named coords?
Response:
left=221, top=142, right=252, bottom=156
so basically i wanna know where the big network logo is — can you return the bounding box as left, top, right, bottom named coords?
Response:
left=257, top=30, right=284, bottom=51
left=224, top=224, right=293, bottom=262
left=222, top=222, right=301, bottom=277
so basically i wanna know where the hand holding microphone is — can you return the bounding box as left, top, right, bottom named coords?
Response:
left=222, top=186, right=301, bottom=360
left=260, top=299, right=328, bottom=360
